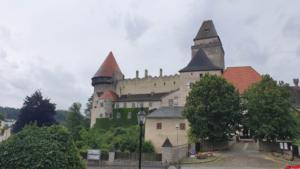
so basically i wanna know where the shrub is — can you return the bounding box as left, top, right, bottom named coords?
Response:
left=0, top=125, right=85, bottom=169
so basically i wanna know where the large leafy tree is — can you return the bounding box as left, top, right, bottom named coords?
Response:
left=12, top=90, right=56, bottom=133
left=183, top=74, right=241, bottom=143
left=244, top=74, right=298, bottom=141
left=65, top=103, right=88, bottom=141
left=0, top=125, right=85, bottom=169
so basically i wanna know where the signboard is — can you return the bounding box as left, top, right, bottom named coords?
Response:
left=280, top=142, right=284, bottom=149
left=87, top=149, right=101, bottom=160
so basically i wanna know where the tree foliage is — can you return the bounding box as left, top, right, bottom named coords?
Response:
left=77, top=126, right=154, bottom=153
left=0, top=125, right=85, bottom=169
left=12, top=90, right=56, bottom=133
left=0, top=106, right=20, bottom=119
left=65, top=103, right=88, bottom=141
left=183, top=74, right=241, bottom=143
left=244, top=74, right=298, bottom=141
left=84, top=95, right=93, bottom=118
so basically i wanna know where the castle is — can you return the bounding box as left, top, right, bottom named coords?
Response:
left=90, top=20, right=261, bottom=128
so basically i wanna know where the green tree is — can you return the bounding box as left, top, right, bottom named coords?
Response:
left=84, top=94, right=93, bottom=118
left=244, top=74, right=297, bottom=141
left=12, top=90, right=56, bottom=133
left=0, top=125, right=85, bottom=169
left=65, top=103, right=86, bottom=141
left=183, top=74, right=241, bottom=143
left=0, top=112, right=4, bottom=120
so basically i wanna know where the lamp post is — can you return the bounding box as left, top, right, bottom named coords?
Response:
left=137, top=109, right=146, bottom=169
left=176, top=124, right=179, bottom=146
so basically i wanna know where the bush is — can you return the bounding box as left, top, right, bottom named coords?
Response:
left=0, top=125, right=85, bottom=169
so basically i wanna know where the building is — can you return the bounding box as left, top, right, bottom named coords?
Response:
left=90, top=20, right=261, bottom=152
left=145, top=107, right=188, bottom=152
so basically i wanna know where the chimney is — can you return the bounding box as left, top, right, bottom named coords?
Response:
left=136, top=70, right=139, bottom=78
left=145, top=69, right=148, bottom=78
left=293, top=78, right=299, bottom=87
left=159, top=68, right=163, bottom=77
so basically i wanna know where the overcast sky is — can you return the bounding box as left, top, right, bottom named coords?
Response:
left=0, top=0, right=300, bottom=109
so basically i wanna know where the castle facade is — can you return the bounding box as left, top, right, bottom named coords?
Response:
left=90, top=20, right=227, bottom=127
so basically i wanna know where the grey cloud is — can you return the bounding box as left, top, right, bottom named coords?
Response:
left=124, top=15, right=150, bottom=42
left=283, top=17, right=300, bottom=38
left=0, top=49, right=7, bottom=59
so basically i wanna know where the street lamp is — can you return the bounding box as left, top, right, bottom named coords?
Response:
left=137, top=109, right=146, bottom=169
left=176, top=124, right=179, bottom=146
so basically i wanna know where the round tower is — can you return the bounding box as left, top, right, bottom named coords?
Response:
left=90, top=51, right=123, bottom=127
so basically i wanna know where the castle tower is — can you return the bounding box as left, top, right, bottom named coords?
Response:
left=90, top=51, right=123, bottom=127
left=192, top=20, right=224, bottom=69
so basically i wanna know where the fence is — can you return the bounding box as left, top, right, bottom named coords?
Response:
left=115, top=152, right=162, bottom=161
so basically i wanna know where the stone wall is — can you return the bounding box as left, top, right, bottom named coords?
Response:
left=161, top=144, right=188, bottom=164
left=179, top=70, right=222, bottom=106
left=116, top=75, right=180, bottom=96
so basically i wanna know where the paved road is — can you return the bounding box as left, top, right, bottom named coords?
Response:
left=182, top=141, right=290, bottom=169
left=88, top=141, right=295, bottom=169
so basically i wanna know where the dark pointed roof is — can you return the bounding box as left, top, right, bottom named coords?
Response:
left=179, top=49, right=222, bottom=72
left=93, top=51, right=122, bottom=78
left=162, top=138, right=173, bottom=147
left=194, top=20, right=218, bottom=40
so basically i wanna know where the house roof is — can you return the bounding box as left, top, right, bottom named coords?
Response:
left=147, top=106, right=184, bottom=119
left=162, top=138, right=173, bottom=147
left=93, top=51, right=122, bottom=78
left=194, top=20, right=218, bottom=40
left=99, top=90, right=118, bottom=101
left=179, top=48, right=222, bottom=72
left=223, top=66, right=261, bottom=94
left=116, top=92, right=171, bottom=102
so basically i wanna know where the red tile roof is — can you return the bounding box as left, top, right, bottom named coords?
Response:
left=93, top=51, right=122, bottom=78
left=223, top=66, right=261, bottom=94
left=99, top=90, right=118, bottom=101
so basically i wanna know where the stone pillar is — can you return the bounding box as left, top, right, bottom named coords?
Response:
left=108, top=152, right=115, bottom=163
left=159, top=68, right=163, bottom=77
left=145, top=69, right=148, bottom=78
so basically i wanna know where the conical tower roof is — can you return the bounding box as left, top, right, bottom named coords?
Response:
left=194, top=20, right=218, bottom=40
left=93, top=51, right=122, bottom=78
left=179, top=48, right=222, bottom=72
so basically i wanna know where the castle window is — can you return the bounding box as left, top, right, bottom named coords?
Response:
left=117, top=112, right=121, bottom=119
left=100, top=114, right=103, bottom=118
left=156, top=123, right=162, bottom=130
left=100, top=102, right=104, bottom=107
left=109, top=114, right=112, bottom=118
left=180, top=123, right=186, bottom=130
left=149, top=102, right=152, bottom=107
left=173, top=81, right=176, bottom=85
left=132, top=102, right=136, bottom=108
left=94, top=106, right=97, bottom=109
left=164, top=82, right=166, bottom=86
left=190, top=72, right=193, bottom=75
left=200, top=73, right=203, bottom=78
left=139, top=102, right=144, bottom=108
left=123, top=102, right=127, bottom=108
left=116, top=103, right=119, bottom=108
left=128, top=112, right=132, bottom=119
left=168, top=99, right=174, bottom=107
left=154, top=83, right=156, bottom=87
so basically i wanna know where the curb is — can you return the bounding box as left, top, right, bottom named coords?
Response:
left=180, top=154, right=221, bottom=165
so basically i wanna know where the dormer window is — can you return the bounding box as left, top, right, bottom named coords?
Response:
left=204, top=27, right=209, bottom=32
